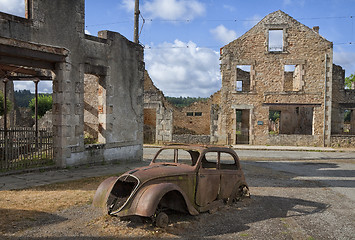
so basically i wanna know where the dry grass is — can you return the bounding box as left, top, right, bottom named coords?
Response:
left=0, top=175, right=117, bottom=234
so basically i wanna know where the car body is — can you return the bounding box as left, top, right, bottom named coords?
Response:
left=93, top=144, right=249, bottom=227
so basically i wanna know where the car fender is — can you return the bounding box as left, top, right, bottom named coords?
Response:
left=131, top=183, right=199, bottom=217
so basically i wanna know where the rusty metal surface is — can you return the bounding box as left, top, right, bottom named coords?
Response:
left=92, top=176, right=119, bottom=213
left=93, top=144, right=248, bottom=220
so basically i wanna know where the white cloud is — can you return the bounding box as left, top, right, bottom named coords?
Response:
left=333, top=50, right=355, bottom=77
left=121, top=0, right=205, bottom=21
left=145, top=40, right=220, bottom=97
left=121, top=0, right=135, bottom=12
left=0, top=0, right=25, bottom=17
left=14, top=81, right=52, bottom=94
left=210, top=25, right=237, bottom=45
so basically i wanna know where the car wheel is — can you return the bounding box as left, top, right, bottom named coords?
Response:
left=227, top=185, right=250, bottom=205
left=241, top=186, right=250, bottom=197
left=155, top=212, right=169, bottom=228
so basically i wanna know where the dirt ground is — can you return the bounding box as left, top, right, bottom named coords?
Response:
left=1, top=160, right=354, bottom=240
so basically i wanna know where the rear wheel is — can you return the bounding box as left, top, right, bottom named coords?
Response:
left=227, top=185, right=250, bottom=204
left=155, top=212, right=169, bottom=228
left=241, top=186, right=250, bottom=198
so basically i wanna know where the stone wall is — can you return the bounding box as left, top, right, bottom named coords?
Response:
left=172, top=134, right=211, bottom=144
left=143, top=71, right=173, bottom=144
left=144, top=70, right=221, bottom=144
left=219, top=10, right=333, bottom=147
left=0, top=0, right=144, bottom=167
left=331, top=64, right=355, bottom=135
left=330, top=135, right=355, bottom=148
left=38, top=109, right=52, bottom=130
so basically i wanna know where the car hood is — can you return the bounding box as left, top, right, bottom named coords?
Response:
left=124, top=163, right=195, bottom=182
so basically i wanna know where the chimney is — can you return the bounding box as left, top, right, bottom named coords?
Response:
left=313, top=26, right=319, bottom=34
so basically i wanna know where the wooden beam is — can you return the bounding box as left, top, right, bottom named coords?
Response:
left=7, top=75, right=52, bottom=81
left=0, top=55, right=55, bottom=70
left=0, top=64, right=37, bottom=75
left=0, top=45, right=66, bottom=63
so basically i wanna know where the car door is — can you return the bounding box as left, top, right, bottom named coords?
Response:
left=219, top=152, right=241, bottom=199
left=195, top=151, right=220, bottom=207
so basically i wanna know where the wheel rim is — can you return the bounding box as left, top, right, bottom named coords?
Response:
left=155, top=212, right=168, bottom=228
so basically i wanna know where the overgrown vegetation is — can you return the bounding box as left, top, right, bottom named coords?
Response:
left=29, top=94, right=52, bottom=118
left=0, top=90, right=12, bottom=116
left=269, top=110, right=280, bottom=121
left=166, top=96, right=208, bottom=107
left=345, top=73, right=355, bottom=89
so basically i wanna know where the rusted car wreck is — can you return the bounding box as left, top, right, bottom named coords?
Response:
left=93, top=144, right=249, bottom=227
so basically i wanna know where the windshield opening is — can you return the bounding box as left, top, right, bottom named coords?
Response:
left=152, top=148, right=199, bottom=166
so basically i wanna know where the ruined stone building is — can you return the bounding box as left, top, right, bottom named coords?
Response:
left=218, top=10, right=355, bottom=147
left=144, top=71, right=220, bottom=144
left=143, top=71, right=173, bottom=144
left=0, top=0, right=144, bottom=167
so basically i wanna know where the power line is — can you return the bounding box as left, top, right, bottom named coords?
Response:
left=86, top=15, right=354, bottom=27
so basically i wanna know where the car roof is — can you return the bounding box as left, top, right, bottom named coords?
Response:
left=160, top=143, right=234, bottom=153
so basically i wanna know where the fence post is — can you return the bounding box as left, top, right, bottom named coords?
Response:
left=34, top=79, right=39, bottom=149
left=3, top=78, right=9, bottom=169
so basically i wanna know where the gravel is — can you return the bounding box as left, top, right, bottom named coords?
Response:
left=2, top=159, right=354, bottom=239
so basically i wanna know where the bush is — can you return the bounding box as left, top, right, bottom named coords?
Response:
left=0, top=91, right=12, bottom=116
left=29, top=94, right=52, bottom=118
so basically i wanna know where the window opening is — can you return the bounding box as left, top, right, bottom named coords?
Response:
left=220, top=152, right=238, bottom=170
left=84, top=74, right=105, bottom=144
left=343, top=109, right=353, bottom=134
left=202, top=152, right=218, bottom=169
left=284, top=64, right=303, bottom=91
left=270, top=106, right=313, bottom=135
left=153, top=149, right=196, bottom=165
left=0, top=0, right=27, bottom=18
left=236, top=65, right=251, bottom=92
left=186, top=112, right=202, bottom=117
left=268, top=29, right=283, bottom=52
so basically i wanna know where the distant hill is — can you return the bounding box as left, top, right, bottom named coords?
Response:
left=14, top=90, right=51, bottom=108
left=166, top=96, right=208, bottom=108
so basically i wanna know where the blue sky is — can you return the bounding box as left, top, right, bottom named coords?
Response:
left=1, top=0, right=355, bottom=96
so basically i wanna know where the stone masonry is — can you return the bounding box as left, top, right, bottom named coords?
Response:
left=143, top=71, right=173, bottom=144
left=144, top=71, right=220, bottom=144
left=0, top=0, right=144, bottom=167
left=219, top=10, right=335, bottom=146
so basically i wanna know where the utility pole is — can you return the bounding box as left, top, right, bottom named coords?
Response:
left=134, top=0, right=139, bottom=43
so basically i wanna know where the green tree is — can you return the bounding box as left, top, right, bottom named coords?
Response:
left=269, top=110, right=280, bottom=122
left=14, top=89, right=34, bottom=107
left=29, top=94, right=52, bottom=118
left=0, top=91, right=12, bottom=116
left=166, top=96, right=208, bottom=107
left=344, top=109, right=351, bottom=123
left=345, top=73, right=355, bottom=89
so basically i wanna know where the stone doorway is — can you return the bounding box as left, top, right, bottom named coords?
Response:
left=235, top=109, right=250, bottom=144
left=143, top=108, right=156, bottom=144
